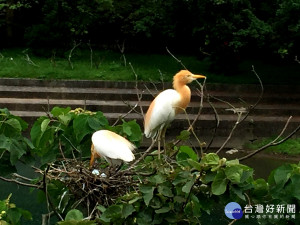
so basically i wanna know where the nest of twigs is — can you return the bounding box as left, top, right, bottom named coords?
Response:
left=39, top=158, right=138, bottom=208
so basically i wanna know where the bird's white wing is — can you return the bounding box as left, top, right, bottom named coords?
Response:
left=92, top=130, right=135, bottom=162
left=144, top=89, right=180, bottom=138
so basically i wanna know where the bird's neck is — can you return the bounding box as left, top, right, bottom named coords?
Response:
left=173, top=81, right=191, bottom=114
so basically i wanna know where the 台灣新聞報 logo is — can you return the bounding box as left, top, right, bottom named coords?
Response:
left=225, top=202, right=243, bottom=219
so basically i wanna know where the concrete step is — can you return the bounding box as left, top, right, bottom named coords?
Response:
left=0, top=98, right=300, bottom=116
left=1, top=78, right=299, bottom=149
left=1, top=85, right=300, bottom=106
left=1, top=98, right=299, bottom=117
left=1, top=77, right=300, bottom=94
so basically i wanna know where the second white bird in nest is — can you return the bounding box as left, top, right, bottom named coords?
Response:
left=90, top=130, right=135, bottom=167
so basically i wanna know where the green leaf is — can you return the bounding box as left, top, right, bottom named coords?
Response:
left=95, top=111, right=109, bottom=126
left=73, top=114, right=92, bottom=142
left=271, top=164, right=292, bottom=187
left=212, top=170, right=228, bottom=195
left=121, top=120, right=142, bottom=143
left=140, top=185, right=155, bottom=206
left=51, top=106, right=71, bottom=117
left=8, top=139, right=27, bottom=165
left=149, top=174, right=166, bottom=184
left=122, top=122, right=132, bottom=136
left=155, top=206, right=171, bottom=214
left=200, top=153, right=220, bottom=168
left=187, top=159, right=202, bottom=171
left=4, top=118, right=22, bottom=132
left=136, top=208, right=153, bottom=225
left=178, top=146, right=198, bottom=161
left=176, top=130, right=190, bottom=141
left=65, top=209, right=84, bottom=221
left=182, top=180, right=194, bottom=193
left=97, top=205, right=106, bottom=213
left=149, top=196, right=162, bottom=209
left=0, top=134, right=10, bottom=149
left=19, top=208, right=33, bottom=221
left=225, top=165, right=243, bottom=183
left=128, top=196, right=142, bottom=204
left=289, top=174, right=300, bottom=200
left=172, top=171, right=190, bottom=185
left=231, top=186, right=246, bottom=201
left=226, top=159, right=239, bottom=166
left=100, top=205, right=122, bottom=222
left=158, top=185, right=173, bottom=197
left=30, top=116, right=48, bottom=147
left=59, top=114, right=72, bottom=126
left=174, top=195, right=186, bottom=203
left=184, top=194, right=201, bottom=217
left=7, top=208, right=22, bottom=224
left=252, top=178, right=268, bottom=197
left=240, top=166, right=254, bottom=183
left=41, top=118, right=50, bottom=133
left=122, top=204, right=135, bottom=219
left=87, top=117, right=102, bottom=130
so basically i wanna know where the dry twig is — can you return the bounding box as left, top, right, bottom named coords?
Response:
left=68, top=41, right=81, bottom=69
left=239, top=116, right=300, bottom=161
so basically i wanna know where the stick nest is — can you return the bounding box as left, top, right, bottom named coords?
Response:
left=40, top=159, right=138, bottom=207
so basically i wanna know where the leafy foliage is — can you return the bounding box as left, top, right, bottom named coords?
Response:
left=0, top=194, right=32, bottom=225
left=1, top=0, right=299, bottom=64
left=0, top=108, right=34, bottom=176
left=0, top=107, right=299, bottom=224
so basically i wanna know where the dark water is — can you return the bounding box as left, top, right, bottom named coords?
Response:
left=0, top=154, right=297, bottom=224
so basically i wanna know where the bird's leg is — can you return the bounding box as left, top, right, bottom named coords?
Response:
left=161, top=125, right=168, bottom=154
left=89, top=144, right=96, bottom=169
left=157, top=129, right=163, bottom=159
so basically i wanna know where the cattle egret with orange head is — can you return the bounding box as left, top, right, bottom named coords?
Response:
left=144, top=70, right=206, bottom=157
left=90, top=130, right=135, bottom=168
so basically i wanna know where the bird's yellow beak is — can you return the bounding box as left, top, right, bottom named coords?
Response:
left=192, top=74, right=206, bottom=79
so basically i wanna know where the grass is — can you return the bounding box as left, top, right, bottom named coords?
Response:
left=1, top=48, right=299, bottom=84
left=243, top=137, right=300, bottom=156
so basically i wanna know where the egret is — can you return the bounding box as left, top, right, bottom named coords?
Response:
left=144, top=70, right=206, bottom=157
left=90, top=130, right=135, bottom=168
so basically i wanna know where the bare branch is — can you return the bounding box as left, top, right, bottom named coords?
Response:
left=204, top=96, right=220, bottom=151
left=166, top=47, right=187, bottom=69
left=158, top=69, right=165, bottom=90
left=295, top=56, right=300, bottom=64
left=23, top=53, right=39, bottom=67
left=0, top=175, right=41, bottom=189
left=129, top=62, right=145, bottom=118
left=239, top=65, right=264, bottom=124
left=87, top=40, right=93, bottom=69
left=216, top=110, right=244, bottom=154
left=211, top=65, right=263, bottom=153
left=189, top=78, right=206, bottom=128
left=181, top=108, right=205, bottom=156
left=68, top=41, right=81, bottom=69
left=239, top=116, right=300, bottom=161
left=117, top=40, right=126, bottom=67
left=111, top=102, right=139, bottom=126
left=199, top=47, right=211, bottom=56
